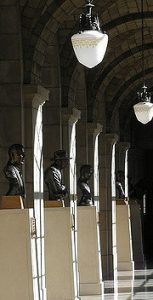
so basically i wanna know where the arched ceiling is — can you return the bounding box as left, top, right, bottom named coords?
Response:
left=21, top=0, right=153, bottom=132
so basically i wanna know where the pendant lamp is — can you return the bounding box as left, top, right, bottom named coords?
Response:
left=134, top=85, right=153, bottom=124
left=133, top=0, right=153, bottom=124
left=71, top=0, right=108, bottom=68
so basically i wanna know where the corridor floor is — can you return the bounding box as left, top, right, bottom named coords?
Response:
left=81, top=268, right=153, bottom=299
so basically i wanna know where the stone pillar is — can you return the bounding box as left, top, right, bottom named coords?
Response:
left=87, top=123, right=103, bottom=210
left=69, top=65, right=88, bottom=172
left=116, top=143, right=134, bottom=272
left=61, top=107, right=81, bottom=299
left=23, top=84, right=49, bottom=207
left=116, top=142, right=130, bottom=197
left=76, top=118, right=88, bottom=174
left=41, top=34, right=62, bottom=200
left=0, top=1, right=23, bottom=195
left=99, top=133, right=118, bottom=280
left=23, top=84, right=49, bottom=300
left=116, top=144, right=144, bottom=269
left=62, top=107, right=81, bottom=202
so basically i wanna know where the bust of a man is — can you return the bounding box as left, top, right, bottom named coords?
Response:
left=78, top=164, right=93, bottom=206
left=44, top=150, right=70, bottom=201
left=3, top=144, right=25, bottom=198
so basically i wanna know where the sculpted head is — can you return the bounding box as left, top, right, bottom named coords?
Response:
left=116, top=170, right=124, bottom=182
left=8, top=144, right=25, bottom=166
left=80, top=164, right=93, bottom=180
left=52, top=150, right=71, bottom=170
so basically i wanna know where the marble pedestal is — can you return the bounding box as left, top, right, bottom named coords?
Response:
left=130, top=200, right=145, bottom=269
left=77, top=206, right=103, bottom=296
left=116, top=201, right=134, bottom=271
left=44, top=207, right=79, bottom=300
left=0, top=209, right=34, bottom=300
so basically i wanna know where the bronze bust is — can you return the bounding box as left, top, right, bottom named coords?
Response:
left=78, top=164, right=93, bottom=206
left=44, top=150, right=70, bottom=201
left=3, top=144, right=25, bottom=198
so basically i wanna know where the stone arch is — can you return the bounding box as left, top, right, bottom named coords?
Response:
left=22, top=0, right=68, bottom=83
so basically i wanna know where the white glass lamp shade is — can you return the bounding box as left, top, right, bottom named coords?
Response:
left=71, top=30, right=108, bottom=68
left=133, top=101, right=153, bottom=124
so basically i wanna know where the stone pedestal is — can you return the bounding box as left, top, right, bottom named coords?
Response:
left=77, top=206, right=103, bottom=296
left=116, top=201, right=134, bottom=271
left=130, top=200, right=145, bottom=269
left=44, top=207, right=79, bottom=300
left=0, top=209, right=34, bottom=300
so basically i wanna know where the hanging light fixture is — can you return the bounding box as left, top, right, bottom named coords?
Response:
left=133, top=0, right=153, bottom=124
left=71, top=0, right=108, bottom=68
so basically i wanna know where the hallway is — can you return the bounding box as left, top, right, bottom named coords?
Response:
left=81, top=268, right=153, bottom=299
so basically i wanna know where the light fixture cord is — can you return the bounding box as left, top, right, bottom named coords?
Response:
left=141, top=0, right=145, bottom=86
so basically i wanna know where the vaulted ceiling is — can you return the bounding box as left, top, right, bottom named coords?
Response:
left=20, top=0, right=153, bottom=141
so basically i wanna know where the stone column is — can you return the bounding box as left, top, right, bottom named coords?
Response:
left=87, top=122, right=103, bottom=210
left=116, top=142, right=134, bottom=272
left=23, top=84, right=49, bottom=300
left=117, top=143, right=144, bottom=269
left=41, top=34, right=62, bottom=201
left=99, top=133, right=118, bottom=280
left=62, top=107, right=81, bottom=202
left=0, top=1, right=23, bottom=195
left=69, top=65, right=87, bottom=172
left=23, top=84, right=49, bottom=207
left=62, top=107, right=81, bottom=299
left=76, top=108, right=88, bottom=173
left=116, top=142, right=130, bottom=197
